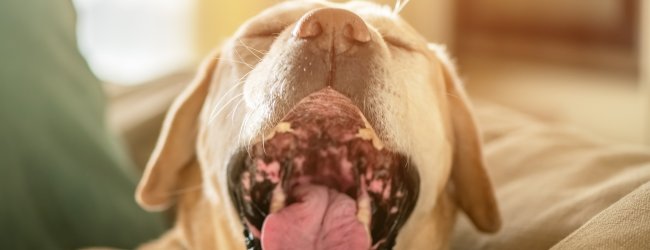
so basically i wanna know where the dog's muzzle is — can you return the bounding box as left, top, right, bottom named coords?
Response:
left=228, top=88, right=419, bottom=250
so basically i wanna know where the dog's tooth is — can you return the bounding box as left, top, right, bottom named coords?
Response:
left=357, top=191, right=371, bottom=230
left=356, top=127, right=384, bottom=150
left=355, top=111, right=384, bottom=150
left=269, top=184, right=286, bottom=213
left=254, top=122, right=294, bottom=144
left=357, top=193, right=372, bottom=244
left=274, top=122, right=293, bottom=133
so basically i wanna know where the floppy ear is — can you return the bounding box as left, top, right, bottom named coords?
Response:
left=136, top=50, right=220, bottom=211
left=429, top=45, right=501, bottom=233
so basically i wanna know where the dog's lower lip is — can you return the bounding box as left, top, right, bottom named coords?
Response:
left=228, top=88, right=420, bottom=250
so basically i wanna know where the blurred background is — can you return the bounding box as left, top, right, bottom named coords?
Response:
left=71, top=0, right=650, bottom=167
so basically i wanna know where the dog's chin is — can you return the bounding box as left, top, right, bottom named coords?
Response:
left=227, top=88, right=420, bottom=250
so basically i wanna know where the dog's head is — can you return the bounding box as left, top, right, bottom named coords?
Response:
left=136, top=1, right=500, bottom=249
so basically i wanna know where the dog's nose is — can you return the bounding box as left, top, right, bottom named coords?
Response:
left=292, top=8, right=371, bottom=50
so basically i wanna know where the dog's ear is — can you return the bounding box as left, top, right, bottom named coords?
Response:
left=136, top=50, right=220, bottom=211
left=429, top=44, right=501, bottom=233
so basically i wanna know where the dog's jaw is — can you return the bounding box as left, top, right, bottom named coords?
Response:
left=227, top=88, right=420, bottom=249
left=196, top=1, right=454, bottom=250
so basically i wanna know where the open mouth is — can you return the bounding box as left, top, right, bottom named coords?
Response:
left=228, top=88, right=420, bottom=250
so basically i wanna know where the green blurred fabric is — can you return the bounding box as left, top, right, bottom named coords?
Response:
left=0, top=0, right=166, bottom=249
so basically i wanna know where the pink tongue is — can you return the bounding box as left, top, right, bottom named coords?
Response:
left=261, top=185, right=370, bottom=250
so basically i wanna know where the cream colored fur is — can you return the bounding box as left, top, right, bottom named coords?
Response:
left=136, top=1, right=500, bottom=249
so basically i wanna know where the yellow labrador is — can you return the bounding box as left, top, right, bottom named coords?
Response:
left=136, top=1, right=500, bottom=249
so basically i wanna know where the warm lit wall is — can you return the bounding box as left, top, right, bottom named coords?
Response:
left=194, top=0, right=273, bottom=58
left=372, top=0, right=455, bottom=45
left=457, top=0, right=647, bottom=144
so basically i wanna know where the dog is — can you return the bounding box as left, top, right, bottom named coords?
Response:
left=135, top=1, right=500, bottom=249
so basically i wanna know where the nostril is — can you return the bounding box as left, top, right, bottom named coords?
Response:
left=293, top=8, right=371, bottom=44
left=292, top=18, right=322, bottom=39
left=343, top=21, right=371, bottom=43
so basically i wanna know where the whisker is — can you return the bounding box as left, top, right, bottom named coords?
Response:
left=261, top=130, right=267, bottom=155
left=237, top=38, right=265, bottom=61
left=209, top=93, right=244, bottom=124
left=241, top=102, right=268, bottom=157
left=215, top=57, right=254, bottom=70
left=239, top=107, right=255, bottom=154
left=245, top=111, right=262, bottom=151
left=207, top=70, right=252, bottom=122
left=209, top=41, right=267, bottom=121
left=233, top=44, right=254, bottom=71
left=230, top=97, right=245, bottom=124
left=162, top=184, right=204, bottom=197
left=247, top=46, right=269, bottom=57
left=446, top=92, right=461, bottom=101
left=393, top=0, right=411, bottom=15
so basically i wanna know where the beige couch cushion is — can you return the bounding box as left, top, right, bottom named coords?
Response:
left=553, top=181, right=650, bottom=249
left=452, top=102, right=650, bottom=249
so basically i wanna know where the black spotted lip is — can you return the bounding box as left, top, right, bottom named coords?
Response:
left=227, top=88, right=420, bottom=250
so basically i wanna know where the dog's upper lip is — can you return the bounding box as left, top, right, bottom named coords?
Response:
left=228, top=88, right=420, bottom=250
